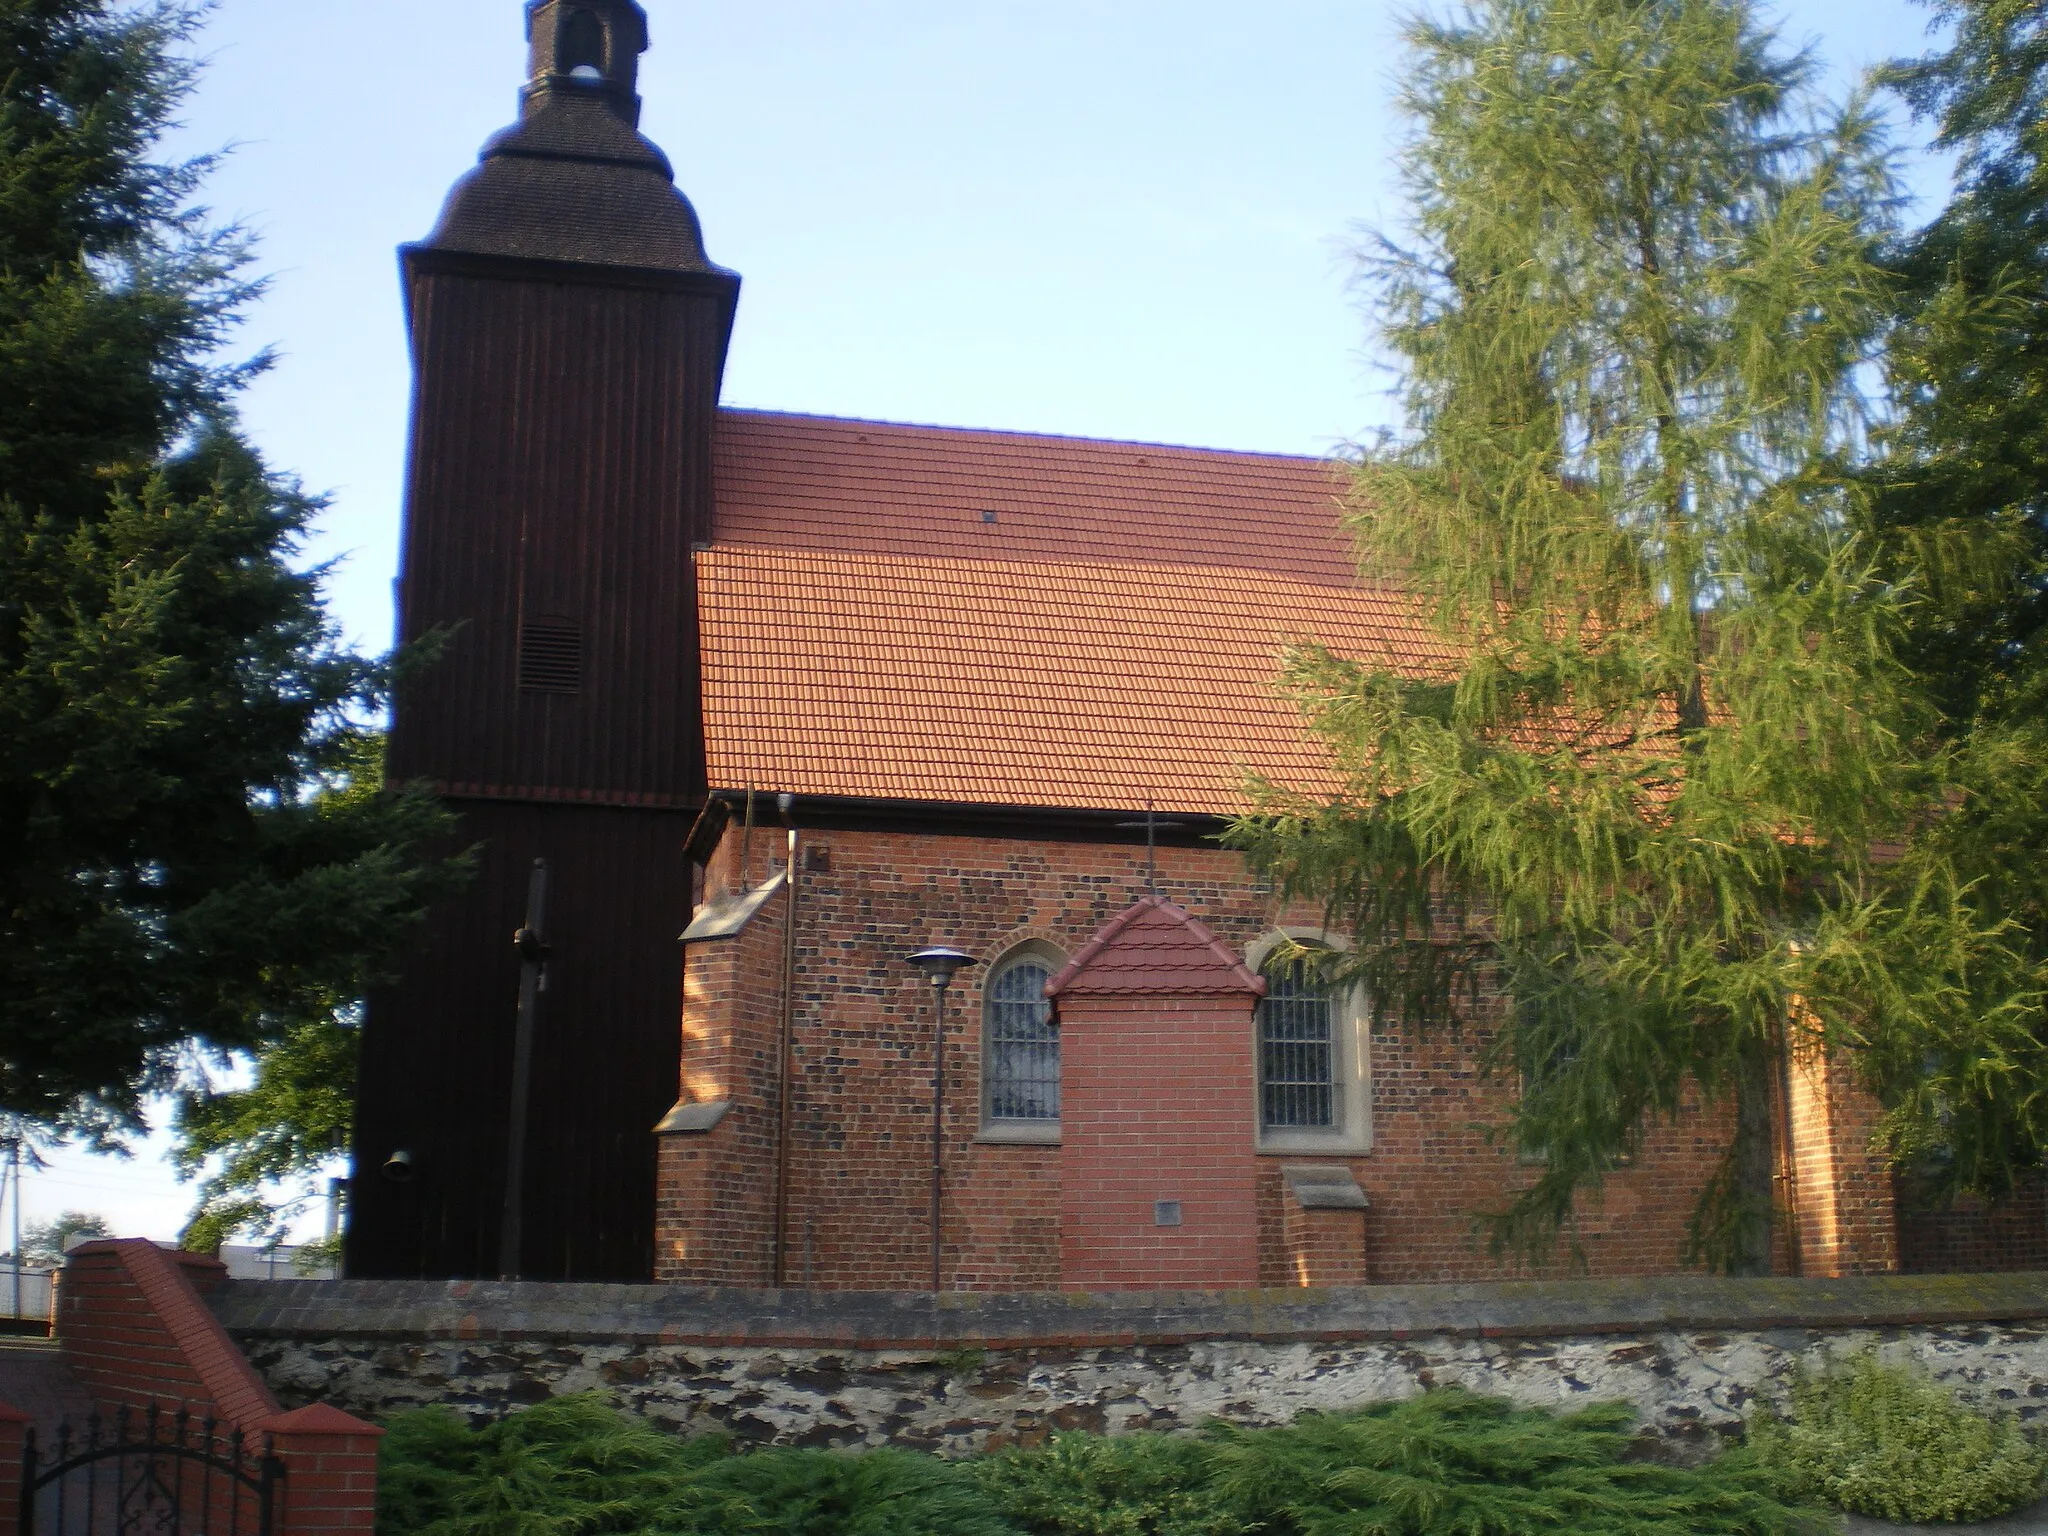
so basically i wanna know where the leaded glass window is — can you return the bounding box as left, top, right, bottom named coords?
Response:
left=984, top=959, right=1058, bottom=1122
left=1259, top=954, right=1335, bottom=1130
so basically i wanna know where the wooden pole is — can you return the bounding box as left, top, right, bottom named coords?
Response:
left=500, top=858, right=549, bottom=1280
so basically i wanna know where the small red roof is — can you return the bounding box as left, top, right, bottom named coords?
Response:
left=1045, top=896, right=1266, bottom=998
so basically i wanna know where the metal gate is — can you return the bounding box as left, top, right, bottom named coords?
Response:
left=18, top=1404, right=281, bottom=1536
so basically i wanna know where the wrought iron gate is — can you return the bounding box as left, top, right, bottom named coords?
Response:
left=18, top=1404, right=281, bottom=1535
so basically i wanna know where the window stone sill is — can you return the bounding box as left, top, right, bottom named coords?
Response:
left=975, top=1122, right=1062, bottom=1146
left=1256, top=1134, right=1373, bottom=1157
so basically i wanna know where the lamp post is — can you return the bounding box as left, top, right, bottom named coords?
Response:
left=906, top=945, right=975, bottom=1292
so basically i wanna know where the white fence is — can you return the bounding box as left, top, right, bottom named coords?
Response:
left=217, top=1243, right=335, bottom=1281
left=0, top=1264, right=55, bottom=1321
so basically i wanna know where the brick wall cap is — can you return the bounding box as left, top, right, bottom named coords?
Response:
left=1284, top=1164, right=1371, bottom=1210
left=70, top=1237, right=182, bottom=1257
left=260, top=1403, right=385, bottom=1438
left=69, top=1238, right=228, bottom=1279
left=212, top=1271, right=2048, bottom=1348
left=652, top=1098, right=730, bottom=1135
left=1047, top=896, right=1265, bottom=998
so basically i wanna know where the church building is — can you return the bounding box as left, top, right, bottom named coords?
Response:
left=345, top=0, right=2017, bottom=1288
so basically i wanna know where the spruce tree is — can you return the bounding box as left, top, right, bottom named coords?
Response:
left=1232, top=0, right=2044, bottom=1271
left=0, top=2, right=463, bottom=1137
left=1877, top=0, right=2048, bottom=732
left=1856, top=0, right=2048, bottom=1210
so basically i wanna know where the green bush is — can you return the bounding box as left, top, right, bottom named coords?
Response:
left=375, top=1394, right=1009, bottom=1536
left=376, top=1394, right=748, bottom=1535
left=972, top=1431, right=1242, bottom=1535
left=691, top=1445, right=1012, bottom=1536
left=1747, top=1350, right=2046, bottom=1523
left=1206, top=1390, right=1828, bottom=1536
left=377, top=1388, right=1832, bottom=1536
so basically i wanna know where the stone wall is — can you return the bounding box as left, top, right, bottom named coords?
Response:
left=214, top=1272, right=2048, bottom=1457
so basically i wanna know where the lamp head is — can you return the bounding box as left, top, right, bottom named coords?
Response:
left=906, top=946, right=976, bottom=990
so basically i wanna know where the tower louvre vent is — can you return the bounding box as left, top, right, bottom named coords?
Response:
left=518, top=617, right=583, bottom=694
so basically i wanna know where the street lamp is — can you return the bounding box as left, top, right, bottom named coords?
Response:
left=907, top=945, right=976, bottom=1292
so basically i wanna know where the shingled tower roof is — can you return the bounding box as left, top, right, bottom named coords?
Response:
left=422, top=0, right=732, bottom=274
left=1046, top=897, right=1266, bottom=998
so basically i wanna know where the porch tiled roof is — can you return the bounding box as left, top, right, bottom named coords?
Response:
left=699, top=410, right=1436, bottom=816
left=1045, top=897, right=1266, bottom=998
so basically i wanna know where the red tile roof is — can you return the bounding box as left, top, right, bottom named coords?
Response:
left=700, top=410, right=1438, bottom=815
left=1046, top=897, right=1266, bottom=998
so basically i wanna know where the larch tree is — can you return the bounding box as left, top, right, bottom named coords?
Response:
left=0, top=1, right=465, bottom=1146
left=1231, top=0, right=2045, bottom=1272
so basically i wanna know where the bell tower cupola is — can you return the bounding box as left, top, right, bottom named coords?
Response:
left=416, top=0, right=732, bottom=276
left=524, top=0, right=650, bottom=126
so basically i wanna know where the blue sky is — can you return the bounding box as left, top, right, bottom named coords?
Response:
left=41, top=0, right=1958, bottom=1242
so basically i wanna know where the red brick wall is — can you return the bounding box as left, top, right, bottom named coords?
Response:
left=1282, top=1202, right=1369, bottom=1287
left=1898, top=1173, right=2048, bottom=1274
left=1785, top=1042, right=1899, bottom=1276
left=0, top=1400, right=28, bottom=1512
left=660, top=828, right=1757, bottom=1288
left=56, top=1240, right=382, bottom=1534
left=60, top=1241, right=277, bottom=1427
left=1059, top=993, right=1260, bottom=1289
left=264, top=1404, right=385, bottom=1535
left=656, top=830, right=786, bottom=1283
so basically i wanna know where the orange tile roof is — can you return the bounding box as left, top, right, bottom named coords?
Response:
left=700, top=410, right=1438, bottom=816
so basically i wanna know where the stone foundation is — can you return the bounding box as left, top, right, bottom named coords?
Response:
left=213, top=1273, right=2048, bottom=1457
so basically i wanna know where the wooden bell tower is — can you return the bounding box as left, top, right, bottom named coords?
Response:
left=347, top=0, right=739, bottom=1280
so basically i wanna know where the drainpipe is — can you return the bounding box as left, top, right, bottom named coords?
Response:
left=1775, top=1021, right=1805, bottom=1277
left=771, top=796, right=799, bottom=1287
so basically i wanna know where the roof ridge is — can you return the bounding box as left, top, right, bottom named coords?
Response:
left=696, top=541, right=1400, bottom=594
left=717, top=406, right=1347, bottom=468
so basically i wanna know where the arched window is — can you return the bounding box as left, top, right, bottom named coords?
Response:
left=1259, top=952, right=1336, bottom=1130
left=1248, top=931, right=1373, bottom=1153
left=560, top=8, right=607, bottom=76
left=982, top=950, right=1060, bottom=1131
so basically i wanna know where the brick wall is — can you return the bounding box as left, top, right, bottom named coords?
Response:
left=60, top=1241, right=278, bottom=1426
left=1059, top=989, right=1262, bottom=1290
left=0, top=1401, right=28, bottom=1513
left=1898, top=1173, right=2048, bottom=1274
left=264, top=1404, right=385, bottom=1534
left=1784, top=1040, right=1899, bottom=1276
left=1279, top=1168, right=1371, bottom=1286
left=659, top=828, right=1748, bottom=1287
left=57, top=1240, right=382, bottom=1534
left=655, top=831, right=786, bottom=1283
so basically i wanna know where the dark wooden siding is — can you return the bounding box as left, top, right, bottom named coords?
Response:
left=387, top=257, right=732, bottom=804
left=357, top=251, right=734, bottom=1279
left=347, top=801, right=691, bottom=1280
